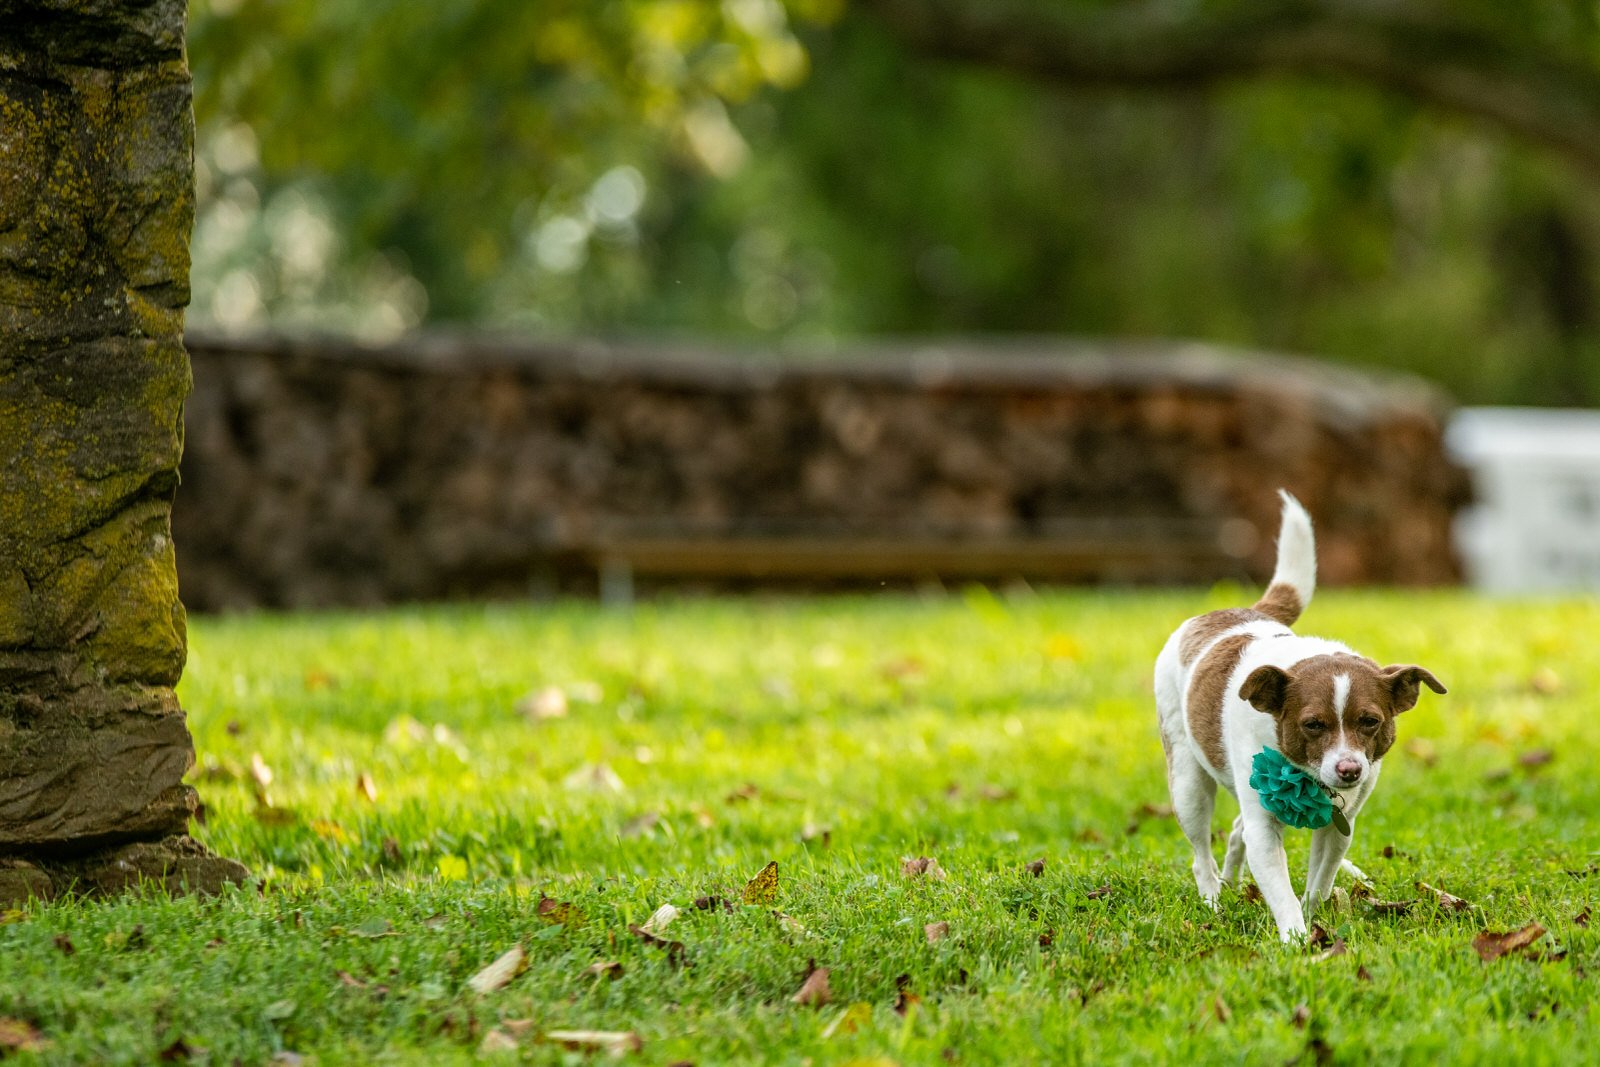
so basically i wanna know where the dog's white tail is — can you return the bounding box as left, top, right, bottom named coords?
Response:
left=1252, top=489, right=1315, bottom=627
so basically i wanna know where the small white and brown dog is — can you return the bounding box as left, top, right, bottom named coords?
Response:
left=1153, top=491, right=1445, bottom=941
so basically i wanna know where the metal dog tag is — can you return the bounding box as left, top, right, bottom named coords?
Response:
left=1330, top=807, right=1352, bottom=836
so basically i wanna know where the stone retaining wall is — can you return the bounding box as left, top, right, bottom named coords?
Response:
left=176, top=333, right=1468, bottom=609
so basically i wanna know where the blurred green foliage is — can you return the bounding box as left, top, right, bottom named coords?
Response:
left=189, top=0, right=1600, bottom=405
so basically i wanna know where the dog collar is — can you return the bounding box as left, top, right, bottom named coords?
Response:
left=1249, top=747, right=1352, bottom=835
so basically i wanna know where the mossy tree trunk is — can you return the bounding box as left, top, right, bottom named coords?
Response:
left=0, top=0, right=244, bottom=898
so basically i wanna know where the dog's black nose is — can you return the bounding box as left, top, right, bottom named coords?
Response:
left=1335, top=759, right=1362, bottom=783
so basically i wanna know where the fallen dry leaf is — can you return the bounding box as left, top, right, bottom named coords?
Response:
left=725, top=783, right=761, bottom=803
left=792, top=963, right=832, bottom=1007
left=1126, top=802, right=1174, bottom=835
left=1473, top=922, right=1547, bottom=962
left=1519, top=749, right=1555, bottom=770
left=1306, top=925, right=1332, bottom=950
left=1361, top=895, right=1416, bottom=916
left=0, top=1018, right=48, bottom=1053
left=1075, top=827, right=1106, bottom=844
left=620, top=812, right=660, bottom=838
left=158, top=1037, right=204, bottom=1061
left=901, top=856, right=947, bottom=881
left=194, top=755, right=241, bottom=782
left=249, top=752, right=274, bottom=790
left=309, top=819, right=353, bottom=845
left=1241, top=883, right=1264, bottom=905
left=978, top=784, right=1015, bottom=802
left=544, top=1030, right=643, bottom=1055
left=52, top=932, right=73, bottom=955
left=252, top=804, right=298, bottom=827
left=479, top=1029, right=519, bottom=1053
left=776, top=912, right=807, bottom=935
left=356, top=772, right=377, bottom=803
left=1356, top=965, right=1373, bottom=982
left=627, top=924, right=686, bottom=965
left=537, top=895, right=585, bottom=926
left=693, top=895, right=733, bottom=912
left=801, top=823, right=832, bottom=847
left=640, top=903, right=680, bottom=935
left=582, top=960, right=625, bottom=981
left=924, top=921, right=950, bottom=943
left=742, top=861, right=780, bottom=904
left=1528, top=668, right=1562, bottom=695
left=1417, top=881, right=1475, bottom=913
left=1291, top=1003, right=1310, bottom=1030
left=519, top=686, right=569, bottom=721
left=881, top=655, right=926, bottom=681
left=564, top=762, right=625, bottom=793
left=1312, top=939, right=1348, bottom=963
left=1085, top=884, right=1112, bottom=900
left=1575, top=907, right=1591, bottom=929
left=1404, top=737, right=1438, bottom=768
left=1024, top=858, right=1045, bottom=878
left=304, top=669, right=337, bottom=691
left=894, top=973, right=922, bottom=1017
left=467, top=945, right=526, bottom=994
left=822, top=1002, right=873, bottom=1039
left=1211, top=994, right=1232, bottom=1024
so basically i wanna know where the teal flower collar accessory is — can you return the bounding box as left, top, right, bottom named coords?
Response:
left=1249, top=747, right=1351, bottom=835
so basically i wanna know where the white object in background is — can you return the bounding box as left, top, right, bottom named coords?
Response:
left=1447, top=407, right=1600, bottom=592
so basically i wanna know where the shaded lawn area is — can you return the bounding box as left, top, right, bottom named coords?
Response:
left=2, top=589, right=1596, bottom=1064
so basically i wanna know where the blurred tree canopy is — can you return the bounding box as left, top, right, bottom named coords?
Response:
left=189, top=0, right=1600, bottom=405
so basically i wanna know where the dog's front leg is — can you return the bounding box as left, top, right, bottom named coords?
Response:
left=1241, top=806, right=1305, bottom=941
left=1304, top=783, right=1372, bottom=913
left=1302, top=822, right=1354, bottom=916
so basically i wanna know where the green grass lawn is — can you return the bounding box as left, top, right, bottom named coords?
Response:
left=3, top=588, right=1597, bottom=1064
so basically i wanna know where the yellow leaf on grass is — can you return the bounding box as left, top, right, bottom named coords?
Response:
left=309, top=820, right=353, bottom=844
left=742, top=861, right=779, bottom=905
left=0, top=1018, right=49, bottom=1053
left=822, top=1002, right=873, bottom=1039
left=1045, top=634, right=1082, bottom=661
left=467, top=945, right=526, bottom=994
left=437, top=855, right=468, bottom=880
left=537, top=895, right=586, bottom=926
left=544, top=1030, right=643, bottom=1054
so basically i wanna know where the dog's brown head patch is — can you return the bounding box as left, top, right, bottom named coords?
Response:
left=1240, top=654, right=1445, bottom=777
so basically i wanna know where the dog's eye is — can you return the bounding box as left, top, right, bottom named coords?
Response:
left=1302, top=720, right=1326, bottom=733
left=1358, top=715, right=1381, bottom=729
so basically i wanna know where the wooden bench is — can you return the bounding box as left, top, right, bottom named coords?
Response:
left=569, top=522, right=1243, bottom=602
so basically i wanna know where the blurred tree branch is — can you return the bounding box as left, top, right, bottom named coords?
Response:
left=857, top=0, right=1600, bottom=176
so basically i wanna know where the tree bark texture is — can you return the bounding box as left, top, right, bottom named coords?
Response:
left=0, top=1, right=238, bottom=890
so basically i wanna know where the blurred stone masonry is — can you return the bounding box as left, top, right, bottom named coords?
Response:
left=177, top=333, right=1467, bottom=610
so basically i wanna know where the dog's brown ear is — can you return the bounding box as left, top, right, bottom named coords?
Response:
left=1380, top=664, right=1446, bottom=713
left=1239, top=665, right=1290, bottom=717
